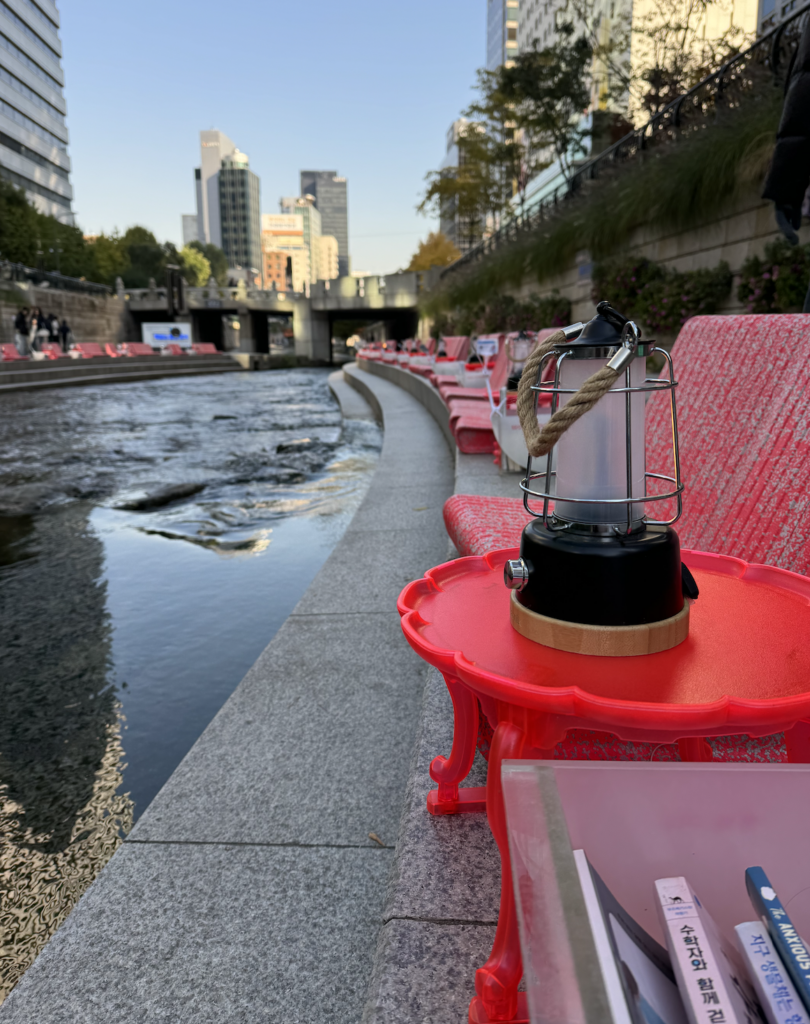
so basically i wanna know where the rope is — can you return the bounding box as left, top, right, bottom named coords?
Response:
left=516, top=331, right=622, bottom=458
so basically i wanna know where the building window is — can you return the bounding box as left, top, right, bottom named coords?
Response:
left=507, top=26, right=518, bottom=40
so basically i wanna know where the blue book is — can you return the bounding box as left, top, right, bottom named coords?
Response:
left=746, top=867, right=810, bottom=1013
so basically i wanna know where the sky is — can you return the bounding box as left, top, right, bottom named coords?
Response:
left=59, top=0, right=484, bottom=275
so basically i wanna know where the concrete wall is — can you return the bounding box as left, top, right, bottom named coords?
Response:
left=499, top=192, right=810, bottom=326
left=0, top=283, right=136, bottom=347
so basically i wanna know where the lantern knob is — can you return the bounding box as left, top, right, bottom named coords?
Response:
left=504, top=559, right=530, bottom=591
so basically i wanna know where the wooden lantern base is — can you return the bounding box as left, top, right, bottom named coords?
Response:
left=510, top=591, right=690, bottom=657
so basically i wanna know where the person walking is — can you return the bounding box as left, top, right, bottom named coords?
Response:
left=58, top=318, right=71, bottom=352
left=762, top=14, right=810, bottom=310
left=36, top=310, right=50, bottom=351
left=28, top=307, right=40, bottom=352
left=48, top=313, right=60, bottom=350
left=13, top=306, right=28, bottom=355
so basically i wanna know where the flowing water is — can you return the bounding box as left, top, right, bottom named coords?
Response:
left=0, top=368, right=381, bottom=1000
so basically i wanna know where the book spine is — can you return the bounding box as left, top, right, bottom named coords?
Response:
left=735, top=922, right=809, bottom=1024
left=655, top=877, right=738, bottom=1024
left=746, top=867, right=810, bottom=1014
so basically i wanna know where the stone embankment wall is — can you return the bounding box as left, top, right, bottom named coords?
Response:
left=0, top=282, right=136, bottom=347
left=503, top=193, right=810, bottom=326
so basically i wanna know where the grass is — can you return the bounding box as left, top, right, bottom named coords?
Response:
left=422, top=87, right=783, bottom=318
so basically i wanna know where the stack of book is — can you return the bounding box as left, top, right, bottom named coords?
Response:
left=576, top=857, right=810, bottom=1024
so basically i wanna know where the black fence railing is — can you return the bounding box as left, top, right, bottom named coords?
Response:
left=0, top=259, right=111, bottom=295
left=442, top=2, right=810, bottom=277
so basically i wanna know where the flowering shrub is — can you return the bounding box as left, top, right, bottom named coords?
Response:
left=738, top=239, right=810, bottom=313
left=592, top=257, right=732, bottom=334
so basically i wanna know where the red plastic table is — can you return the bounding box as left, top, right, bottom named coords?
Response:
left=397, top=547, right=810, bottom=1024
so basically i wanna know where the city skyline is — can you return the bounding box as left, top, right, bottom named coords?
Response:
left=58, top=0, right=482, bottom=275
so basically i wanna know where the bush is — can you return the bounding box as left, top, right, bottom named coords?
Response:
left=738, top=238, right=810, bottom=313
left=433, top=290, right=572, bottom=337
left=592, top=256, right=732, bottom=334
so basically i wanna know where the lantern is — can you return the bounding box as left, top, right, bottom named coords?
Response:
left=504, top=302, right=692, bottom=657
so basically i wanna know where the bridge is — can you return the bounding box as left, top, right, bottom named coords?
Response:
left=125, top=268, right=441, bottom=362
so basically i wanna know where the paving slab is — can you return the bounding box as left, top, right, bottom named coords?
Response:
left=1, top=843, right=391, bottom=1024
left=328, top=369, right=376, bottom=422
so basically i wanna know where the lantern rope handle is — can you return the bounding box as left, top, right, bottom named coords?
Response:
left=516, top=330, right=628, bottom=458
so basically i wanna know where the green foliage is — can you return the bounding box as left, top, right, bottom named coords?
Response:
left=407, top=232, right=461, bottom=271
left=178, top=244, right=212, bottom=287
left=433, top=290, right=572, bottom=337
left=738, top=238, right=810, bottom=313
left=592, top=256, right=732, bottom=333
left=188, top=240, right=228, bottom=285
left=422, top=88, right=782, bottom=319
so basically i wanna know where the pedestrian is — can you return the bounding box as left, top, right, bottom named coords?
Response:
left=48, top=313, right=59, bottom=349
left=762, top=14, right=810, bottom=310
left=36, top=309, right=50, bottom=351
left=13, top=306, right=28, bottom=355
left=28, top=307, right=40, bottom=351
left=59, top=318, right=71, bottom=352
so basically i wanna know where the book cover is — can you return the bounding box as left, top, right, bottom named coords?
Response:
left=736, top=921, right=809, bottom=1024
left=655, top=876, right=763, bottom=1024
left=746, top=867, right=810, bottom=1015
left=574, top=850, right=688, bottom=1024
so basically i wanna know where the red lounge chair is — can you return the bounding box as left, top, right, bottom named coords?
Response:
left=72, top=342, right=105, bottom=359
left=163, top=344, right=185, bottom=356
left=190, top=343, right=219, bottom=355
left=40, top=342, right=65, bottom=360
left=0, top=343, right=26, bottom=361
left=105, top=343, right=121, bottom=357
left=121, top=342, right=155, bottom=357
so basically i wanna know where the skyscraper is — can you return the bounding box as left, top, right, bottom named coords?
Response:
left=195, top=130, right=235, bottom=247
left=0, top=0, right=73, bottom=222
left=218, top=149, right=261, bottom=277
left=487, top=0, right=520, bottom=70
left=299, top=171, right=349, bottom=277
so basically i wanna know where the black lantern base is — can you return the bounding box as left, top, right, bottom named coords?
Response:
left=515, top=519, right=684, bottom=627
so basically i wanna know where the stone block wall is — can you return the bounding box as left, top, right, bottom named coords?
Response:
left=0, top=282, right=136, bottom=347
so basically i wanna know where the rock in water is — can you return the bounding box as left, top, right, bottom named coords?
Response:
left=116, top=482, right=206, bottom=511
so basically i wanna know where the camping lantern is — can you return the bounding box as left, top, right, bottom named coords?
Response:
left=504, top=301, right=691, bottom=657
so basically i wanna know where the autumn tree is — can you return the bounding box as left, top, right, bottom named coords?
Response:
left=407, top=232, right=461, bottom=271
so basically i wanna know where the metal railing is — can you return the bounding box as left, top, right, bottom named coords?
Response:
left=442, top=2, right=810, bottom=277
left=0, top=258, right=111, bottom=295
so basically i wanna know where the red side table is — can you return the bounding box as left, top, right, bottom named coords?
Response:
left=397, top=548, right=810, bottom=1024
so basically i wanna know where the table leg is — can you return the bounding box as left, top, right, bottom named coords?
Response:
left=428, top=675, right=486, bottom=815
left=786, top=721, right=810, bottom=762
left=470, top=720, right=535, bottom=1024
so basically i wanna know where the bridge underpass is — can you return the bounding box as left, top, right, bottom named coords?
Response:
left=124, top=267, right=440, bottom=363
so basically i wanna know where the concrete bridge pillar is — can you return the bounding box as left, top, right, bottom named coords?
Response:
left=293, top=300, right=330, bottom=363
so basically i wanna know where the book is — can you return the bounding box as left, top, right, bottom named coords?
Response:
left=655, top=876, right=763, bottom=1024
left=745, top=867, right=810, bottom=1014
left=574, top=850, right=689, bottom=1024
left=736, top=921, right=810, bottom=1024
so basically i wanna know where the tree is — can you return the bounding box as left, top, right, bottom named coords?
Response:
left=498, top=26, right=593, bottom=183
left=179, top=244, right=212, bottom=286
left=118, top=226, right=165, bottom=288
left=189, top=240, right=228, bottom=285
left=86, top=232, right=128, bottom=285
left=407, top=232, right=461, bottom=271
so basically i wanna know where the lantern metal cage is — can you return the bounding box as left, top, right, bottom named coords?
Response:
left=520, top=328, right=684, bottom=537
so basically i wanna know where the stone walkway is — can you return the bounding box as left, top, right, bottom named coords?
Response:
left=0, top=367, right=455, bottom=1024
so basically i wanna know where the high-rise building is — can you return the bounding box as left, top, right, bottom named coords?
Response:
left=218, top=149, right=261, bottom=279
left=261, top=213, right=309, bottom=292
left=195, top=130, right=235, bottom=247
left=280, top=195, right=321, bottom=283
left=0, top=0, right=73, bottom=222
left=181, top=214, right=199, bottom=245
left=487, top=0, right=520, bottom=70
left=439, top=119, right=481, bottom=254
left=313, top=235, right=339, bottom=282
left=299, top=171, right=349, bottom=277
left=518, top=0, right=562, bottom=51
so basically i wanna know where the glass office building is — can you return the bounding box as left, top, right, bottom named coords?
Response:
left=0, top=0, right=73, bottom=222
left=219, top=150, right=262, bottom=277
left=487, top=0, right=521, bottom=69
left=300, top=170, right=349, bottom=278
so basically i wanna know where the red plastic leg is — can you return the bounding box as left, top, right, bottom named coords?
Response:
left=428, top=675, right=481, bottom=815
left=678, top=737, right=714, bottom=762
left=471, top=720, right=528, bottom=1023
left=785, top=720, right=810, bottom=762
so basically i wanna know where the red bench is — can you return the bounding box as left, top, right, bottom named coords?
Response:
left=105, top=343, right=121, bottom=357
left=191, top=342, right=219, bottom=355
left=163, top=343, right=186, bottom=356
left=71, top=342, right=105, bottom=359
left=39, top=342, right=65, bottom=360
left=1, top=343, right=26, bottom=361
left=121, top=342, right=155, bottom=357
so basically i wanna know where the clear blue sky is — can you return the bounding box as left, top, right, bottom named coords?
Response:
left=60, top=0, right=484, bottom=274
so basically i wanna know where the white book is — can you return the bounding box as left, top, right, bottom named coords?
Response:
left=736, top=922, right=810, bottom=1024
left=655, top=877, right=763, bottom=1024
